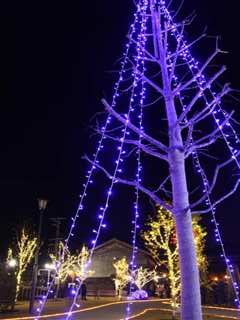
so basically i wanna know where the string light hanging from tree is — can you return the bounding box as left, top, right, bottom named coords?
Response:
left=36, top=0, right=240, bottom=319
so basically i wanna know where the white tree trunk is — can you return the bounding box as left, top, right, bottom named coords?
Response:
left=166, top=97, right=202, bottom=320
left=175, top=209, right=202, bottom=320
left=154, top=6, right=203, bottom=311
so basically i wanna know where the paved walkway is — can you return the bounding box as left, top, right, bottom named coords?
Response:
left=1, top=298, right=240, bottom=320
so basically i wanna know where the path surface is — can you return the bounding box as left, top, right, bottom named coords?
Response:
left=1, top=299, right=240, bottom=320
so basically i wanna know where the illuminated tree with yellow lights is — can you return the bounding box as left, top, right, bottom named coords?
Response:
left=132, top=266, right=157, bottom=291
left=7, top=228, right=37, bottom=301
left=72, top=245, right=94, bottom=280
left=50, top=243, right=93, bottom=297
left=113, top=257, right=130, bottom=298
left=50, top=242, right=77, bottom=282
left=192, top=216, right=209, bottom=290
left=142, top=206, right=207, bottom=318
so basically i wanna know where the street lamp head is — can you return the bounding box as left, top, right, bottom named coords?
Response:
left=8, top=258, right=17, bottom=268
left=45, top=263, right=56, bottom=270
left=37, top=199, right=48, bottom=211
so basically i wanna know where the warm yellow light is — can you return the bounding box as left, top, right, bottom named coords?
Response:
left=45, top=263, right=55, bottom=270
left=8, top=258, right=17, bottom=268
left=7, top=229, right=37, bottom=302
left=142, top=206, right=208, bottom=311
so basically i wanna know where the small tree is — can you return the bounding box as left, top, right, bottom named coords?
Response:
left=113, top=257, right=130, bottom=298
left=50, top=242, right=77, bottom=283
left=193, top=216, right=208, bottom=275
left=72, top=245, right=94, bottom=281
left=131, top=266, right=157, bottom=291
left=7, top=228, right=37, bottom=301
left=143, top=206, right=208, bottom=317
left=50, top=243, right=93, bottom=297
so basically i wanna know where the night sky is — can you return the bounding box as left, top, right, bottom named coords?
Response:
left=0, top=1, right=240, bottom=259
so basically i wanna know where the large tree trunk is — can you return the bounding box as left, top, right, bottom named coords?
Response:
left=156, top=17, right=203, bottom=317
left=164, top=92, right=202, bottom=320
left=175, top=209, right=202, bottom=319
left=167, top=98, right=202, bottom=320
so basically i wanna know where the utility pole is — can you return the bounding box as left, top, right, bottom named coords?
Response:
left=29, top=199, right=48, bottom=314
left=49, top=217, right=66, bottom=298
left=50, top=217, right=66, bottom=256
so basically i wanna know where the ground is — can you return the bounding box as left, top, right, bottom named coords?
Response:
left=0, top=298, right=239, bottom=320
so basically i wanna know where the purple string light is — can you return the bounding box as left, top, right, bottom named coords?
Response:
left=160, top=1, right=240, bottom=308
left=65, top=4, right=149, bottom=319
left=35, top=1, right=240, bottom=318
left=192, top=151, right=240, bottom=308
left=162, top=1, right=240, bottom=167
left=125, top=1, right=148, bottom=319
left=33, top=9, right=141, bottom=320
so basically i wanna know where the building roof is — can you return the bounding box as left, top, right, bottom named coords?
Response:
left=94, top=238, right=154, bottom=260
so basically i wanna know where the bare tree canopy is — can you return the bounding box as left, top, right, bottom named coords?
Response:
left=36, top=1, right=240, bottom=319
left=83, top=1, right=240, bottom=319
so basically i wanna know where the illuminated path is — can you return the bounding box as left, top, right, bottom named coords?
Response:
left=2, top=299, right=240, bottom=320
left=49, top=300, right=240, bottom=320
left=36, top=299, right=168, bottom=320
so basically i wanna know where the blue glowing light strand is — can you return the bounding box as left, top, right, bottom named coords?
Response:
left=125, top=70, right=145, bottom=320
left=175, top=43, right=240, bottom=310
left=125, top=2, right=148, bottom=319
left=33, top=12, right=141, bottom=320
left=161, top=2, right=240, bottom=169
left=160, top=2, right=240, bottom=308
left=129, top=0, right=147, bottom=281
left=65, top=12, right=148, bottom=320
left=191, top=151, right=240, bottom=309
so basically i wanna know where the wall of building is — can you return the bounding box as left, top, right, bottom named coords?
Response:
left=89, top=240, right=154, bottom=278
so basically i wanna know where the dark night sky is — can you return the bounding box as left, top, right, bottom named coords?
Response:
left=0, top=1, right=240, bottom=258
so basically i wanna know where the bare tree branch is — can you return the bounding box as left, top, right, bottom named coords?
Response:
left=176, top=67, right=228, bottom=124
left=168, top=31, right=207, bottom=61
left=169, top=24, right=185, bottom=81
left=185, top=111, right=234, bottom=154
left=83, top=155, right=172, bottom=211
left=96, top=131, right=168, bottom=161
left=101, top=98, right=169, bottom=153
left=181, top=85, right=231, bottom=129
left=143, top=75, right=164, bottom=95
left=192, top=179, right=240, bottom=214
left=190, top=154, right=239, bottom=209
left=175, top=48, right=225, bottom=94
left=143, top=96, right=163, bottom=108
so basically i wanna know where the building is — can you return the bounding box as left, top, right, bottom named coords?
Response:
left=85, top=238, right=155, bottom=295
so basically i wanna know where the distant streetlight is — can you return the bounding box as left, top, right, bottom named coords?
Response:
left=45, top=263, right=56, bottom=270
left=8, top=258, right=17, bottom=268
left=29, top=198, right=48, bottom=314
left=153, top=275, right=160, bottom=282
left=37, top=263, right=56, bottom=289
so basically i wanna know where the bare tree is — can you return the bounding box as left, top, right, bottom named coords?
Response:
left=142, top=205, right=208, bottom=318
left=49, top=243, right=93, bottom=298
left=113, top=257, right=130, bottom=299
left=131, top=266, right=157, bottom=291
left=84, top=1, right=239, bottom=319
left=7, top=229, right=37, bottom=301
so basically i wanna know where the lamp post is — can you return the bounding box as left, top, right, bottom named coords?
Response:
left=44, top=263, right=56, bottom=287
left=29, top=198, right=48, bottom=314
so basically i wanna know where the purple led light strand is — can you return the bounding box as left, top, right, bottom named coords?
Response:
left=65, top=9, right=148, bottom=319
left=33, top=12, right=141, bottom=320
left=125, top=1, right=148, bottom=319
left=161, top=1, right=240, bottom=169
left=192, top=151, right=240, bottom=309
left=159, top=1, right=240, bottom=309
